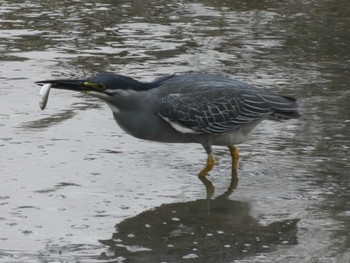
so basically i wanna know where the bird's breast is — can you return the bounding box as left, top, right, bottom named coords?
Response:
left=111, top=109, right=196, bottom=143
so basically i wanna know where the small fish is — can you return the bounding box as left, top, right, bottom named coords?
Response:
left=39, top=83, right=51, bottom=110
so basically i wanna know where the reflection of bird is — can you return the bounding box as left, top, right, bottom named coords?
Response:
left=36, top=72, right=300, bottom=197
left=100, top=199, right=299, bottom=262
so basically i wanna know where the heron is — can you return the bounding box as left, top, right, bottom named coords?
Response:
left=36, top=72, right=300, bottom=197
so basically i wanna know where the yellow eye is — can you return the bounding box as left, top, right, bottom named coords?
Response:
left=84, top=82, right=106, bottom=90
left=95, top=83, right=106, bottom=90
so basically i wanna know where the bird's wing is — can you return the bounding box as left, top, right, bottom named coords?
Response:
left=157, top=88, right=274, bottom=135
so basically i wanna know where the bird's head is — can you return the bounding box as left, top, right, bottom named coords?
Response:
left=36, top=73, right=149, bottom=101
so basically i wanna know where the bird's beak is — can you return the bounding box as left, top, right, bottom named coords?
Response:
left=35, top=79, right=106, bottom=93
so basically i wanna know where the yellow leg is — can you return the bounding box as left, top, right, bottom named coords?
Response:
left=198, top=154, right=216, bottom=177
left=198, top=154, right=216, bottom=198
left=229, top=145, right=239, bottom=175
left=227, top=145, right=239, bottom=192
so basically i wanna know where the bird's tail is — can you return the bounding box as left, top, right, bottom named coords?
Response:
left=260, top=94, right=301, bottom=121
left=269, top=110, right=301, bottom=121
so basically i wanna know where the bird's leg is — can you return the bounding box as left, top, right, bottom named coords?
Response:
left=227, top=145, right=239, bottom=192
left=229, top=145, right=239, bottom=175
left=198, top=151, right=216, bottom=199
left=198, top=153, right=216, bottom=178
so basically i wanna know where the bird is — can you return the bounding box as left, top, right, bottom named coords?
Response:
left=36, top=72, right=300, bottom=197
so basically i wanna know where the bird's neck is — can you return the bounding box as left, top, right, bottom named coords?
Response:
left=111, top=110, right=149, bottom=140
left=106, top=90, right=154, bottom=140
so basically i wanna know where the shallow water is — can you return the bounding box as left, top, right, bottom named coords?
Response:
left=1, top=0, right=350, bottom=262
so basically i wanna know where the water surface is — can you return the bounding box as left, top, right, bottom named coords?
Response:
left=1, top=0, right=349, bottom=262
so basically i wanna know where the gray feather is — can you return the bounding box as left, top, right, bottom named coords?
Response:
left=157, top=73, right=300, bottom=135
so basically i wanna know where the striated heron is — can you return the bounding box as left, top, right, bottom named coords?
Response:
left=36, top=72, right=300, bottom=197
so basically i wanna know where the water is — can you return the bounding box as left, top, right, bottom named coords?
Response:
left=1, top=0, right=350, bottom=262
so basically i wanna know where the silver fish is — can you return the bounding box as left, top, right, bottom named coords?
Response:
left=39, top=83, right=51, bottom=110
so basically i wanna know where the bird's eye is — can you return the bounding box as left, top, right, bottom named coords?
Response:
left=95, top=83, right=106, bottom=90
left=84, top=82, right=106, bottom=90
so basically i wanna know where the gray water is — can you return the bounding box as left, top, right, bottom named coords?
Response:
left=1, top=0, right=350, bottom=262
